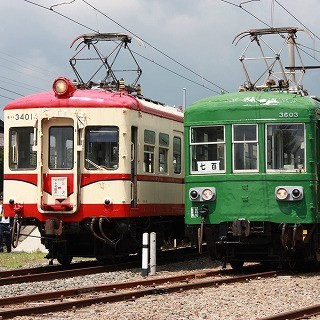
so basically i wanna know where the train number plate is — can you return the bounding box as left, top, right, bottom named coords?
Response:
left=197, top=161, right=220, bottom=173
left=191, top=207, right=199, bottom=218
left=52, top=177, right=68, bottom=199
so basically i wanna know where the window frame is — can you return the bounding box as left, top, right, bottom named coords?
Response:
left=49, top=126, right=74, bottom=170
left=173, top=136, right=182, bottom=174
left=84, top=126, right=119, bottom=171
left=232, top=124, right=259, bottom=173
left=190, top=125, right=226, bottom=174
left=265, top=123, right=306, bottom=173
left=143, top=129, right=155, bottom=173
left=158, top=132, right=169, bottom=174
left=9, top=127, right=37, bottom=171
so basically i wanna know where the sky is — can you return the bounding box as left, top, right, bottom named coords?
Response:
left=1, top=0, right=320, bottom=120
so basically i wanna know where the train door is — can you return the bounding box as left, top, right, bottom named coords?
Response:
left=131, top=126, right=138, bottom=208
left=36, top=114, right=81, bottom=214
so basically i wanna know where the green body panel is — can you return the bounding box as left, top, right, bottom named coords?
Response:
left=185, top=91, right=317, bottom=125
left=185, top=174, right=316, bottom=224
left=184, top=91, right=320, bottom=226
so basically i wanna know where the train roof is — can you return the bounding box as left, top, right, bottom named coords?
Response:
left=185, top=91, right=320, bottom=125
left=4, top=86, right=183, bottom=123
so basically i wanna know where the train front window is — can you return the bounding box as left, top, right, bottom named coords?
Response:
left=190, top=126, right=225, bottom=174
left=233, top=124, right=258, bottom=172
left=9, top=127, right=36, bottom=170
left=49, top=127, right=74, bottom=169
left=266, top=124, right=305, bottom=172
left=85, top=126, right=119, bottom=170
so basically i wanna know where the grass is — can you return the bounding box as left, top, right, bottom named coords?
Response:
left=0, top=250, right=47, bottom=269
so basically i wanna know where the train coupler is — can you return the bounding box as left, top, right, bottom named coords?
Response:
left=281, top=223, right=303, bottom=252
left=45, top=218, right=62, bottom=235
left=232, top=218, right=250, bottom=237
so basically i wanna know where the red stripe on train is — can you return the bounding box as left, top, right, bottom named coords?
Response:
left=3, top=203, right=184, bottom=221
left=4, top=173, right=184, bottom=187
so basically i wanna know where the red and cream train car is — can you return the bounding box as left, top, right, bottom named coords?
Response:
left=3, top=77, right=184, bottom=264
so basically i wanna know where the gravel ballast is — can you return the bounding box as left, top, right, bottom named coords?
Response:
left=2, top=257, right=320, bottom=320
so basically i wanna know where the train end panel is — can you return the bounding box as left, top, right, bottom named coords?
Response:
left=184, top=90, right=320, bottom=268
left=3, top=76, right=186, bottom=264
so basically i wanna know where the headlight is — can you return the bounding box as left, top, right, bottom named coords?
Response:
left=52, top=77, right=76, bottom=97
left=275, top=186, right=304, bottom=201
left=189, top=190, right=199, bottom=200
left=276, top=187, right=288, bottom=200
left=189, top=187, right=216, bottom=202
left=54, top=79, right=68, bottom=95
left=202, top=188, right=214, bottom=201
left=291, top=188, right=301, bottom=199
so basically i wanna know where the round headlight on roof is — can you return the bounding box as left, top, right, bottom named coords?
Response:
left=276, top=187, right=288, bottom=200
left=52, top=77, right=76, bottom=97
left=202, top=188, right=214, bottom=201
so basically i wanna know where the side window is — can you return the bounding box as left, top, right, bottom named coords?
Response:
left=9, top=127, right=36, bottom=170
left=159, top=133, right=169, bottom=173
left=49, top=126, right=74, bottom=169
left=173, top=136, right=181, bottom=174
left=266, top=123, right=305, bottom=172
left=85, top=126, right=119, bottom=170
left=144, top=130, right=155, bottom=173
left=233, top=124, right=258, bottom=171
left=190, top=126, right=225, bottom=173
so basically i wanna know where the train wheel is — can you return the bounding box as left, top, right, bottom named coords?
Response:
left=230, top=261, right=244, bottom=271
left=57, top=255, right=73, bottom=266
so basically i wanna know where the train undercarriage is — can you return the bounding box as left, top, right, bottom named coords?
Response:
left=23, top=216, right=187, bottom=265
left=202, top=221, right=320, bottom=270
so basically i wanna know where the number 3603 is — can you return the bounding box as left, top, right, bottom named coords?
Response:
left=279, top=112, right=298, bottom=118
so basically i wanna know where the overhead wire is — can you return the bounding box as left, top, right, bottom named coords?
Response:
left=23, top=0, right=98, bottom=33
left=133, top=51, right=220, bottom=94
left=0, top=76, right=47, bottom=92
left=80, top=0, right=228, bottom=93
left=21, top=0, right=227, bottom=93
left=0, top=50, right=58, bottom=78
left=0, top=86, right=24, bottom=97
left=221, top=0, right=320, bottom=65
left=274, top=0, right=320, bottom=42
left=220, top=0, right=271, bottom=28
left=0, top=94, right=14, bottom=100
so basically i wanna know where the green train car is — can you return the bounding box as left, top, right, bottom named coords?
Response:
left=184, top=91, right=320, bottom=268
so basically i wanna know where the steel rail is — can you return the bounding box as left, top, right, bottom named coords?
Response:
left=0, top=270, right=282, bottom=319
left=0, top=260, right=99, bottom=278
left=0, top=248, right=203, bottom=286
left=0, top=261, right=139, bottom=286
left=259, top=303, right=320, bottom=320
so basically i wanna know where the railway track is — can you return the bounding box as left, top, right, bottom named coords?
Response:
left=0, top=247, right=203, bottom=286
left=0, top=268, right=281, bottom=319
left=259, top=304, right=320, bottom=320
left=0, top=260, right=138, bottom=286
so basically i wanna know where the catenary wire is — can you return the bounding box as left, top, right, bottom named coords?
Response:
left=274, top=0, right=320, bottom=42
left=0, top=86, right=24, bottom=97
left=221, top=0, right=320, bottom=65
left=80, top=0, right=228, bottom=93
left=22, top=0, right=227, bottom=93
left=133, top=51, right=220, bottom=94
left=0, top=94, right=14, bottom=100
